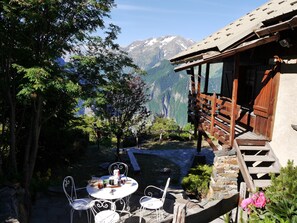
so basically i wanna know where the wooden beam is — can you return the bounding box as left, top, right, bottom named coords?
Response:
left=196, top=65, right=202, bottom=152
left=236, top=139, right=267, bottom=146
left=190, top=68, right=195, bottom=94
left=255, top=15, right=297, bottom=37
left=210, top=93, right=217, bottom=135
left=204, top=63, right=210, bottom=93
left=196, top=64, right=201, bottom=111
left=234, top=139, right=255, bottom=192
left=198, top=124, right=218, bottom=151
left=230, top=54, right=239, bottom=146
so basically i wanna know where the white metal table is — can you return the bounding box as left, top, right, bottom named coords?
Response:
left=86, top=176, right=138, bottom=210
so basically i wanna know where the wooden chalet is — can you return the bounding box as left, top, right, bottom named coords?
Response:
left=170, top=0, right=297, bottom=192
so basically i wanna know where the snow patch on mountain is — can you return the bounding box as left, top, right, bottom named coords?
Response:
left=123, top=35, right=195, bottom=70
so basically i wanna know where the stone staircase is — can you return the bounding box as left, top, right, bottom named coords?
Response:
left=234, top=139, right=281, bottom=192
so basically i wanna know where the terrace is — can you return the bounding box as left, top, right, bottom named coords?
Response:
left=27, top=142, right=240, bottom=223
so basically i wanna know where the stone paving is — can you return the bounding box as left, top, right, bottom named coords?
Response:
left=30, top=187, right=226, bottom=223
left=30, top=187, right=175, bottom=223
left=128, top=147, right=215, bottom=182
left=30, top=148, right=228, bottom=223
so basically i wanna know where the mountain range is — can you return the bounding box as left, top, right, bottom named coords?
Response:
left=122, top=36, right=195, bottom=126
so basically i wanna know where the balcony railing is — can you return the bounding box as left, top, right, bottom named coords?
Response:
left=189, top=92, right=256, bottom=146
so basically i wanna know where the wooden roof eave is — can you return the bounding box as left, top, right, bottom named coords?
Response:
left=174, top=34, right=280, bottom=72
left=170, top=47, right=219, bottom=64
left=255, top=15, right=297, bottom=37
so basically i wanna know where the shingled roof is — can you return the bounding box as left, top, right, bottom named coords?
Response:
left=170, top=0, right=297, bottom=65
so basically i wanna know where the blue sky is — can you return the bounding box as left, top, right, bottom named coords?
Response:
left=108, top=0, right=268, bottom=46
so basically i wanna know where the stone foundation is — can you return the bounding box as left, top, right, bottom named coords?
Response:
left=0, top=186, right=19, bottom=222
left=207, top=150, right=239, bottom=200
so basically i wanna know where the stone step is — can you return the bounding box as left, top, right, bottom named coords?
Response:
left=253, top=179, right=272, bottom=188
left=243, top=155, right=275, bottom=162
left=248, top=167, right=279, bottom=174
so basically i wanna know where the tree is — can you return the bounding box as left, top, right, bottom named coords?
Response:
left=67, top=30, right=148, bottom=158
left=93, top=74, right=150, bottom=159
left=150, top=116, right=180, bottom=141
left=0, top=0, right=117, bottom=218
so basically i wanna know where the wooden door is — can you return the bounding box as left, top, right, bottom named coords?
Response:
left=253, top=69, right=280, bottom=139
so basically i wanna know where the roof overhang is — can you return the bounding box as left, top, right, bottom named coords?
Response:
left=171, top=1, right=297, bottom=70
left=174, top=34, right=280, bottom=72
left=255, top=15, right=297, bottom=37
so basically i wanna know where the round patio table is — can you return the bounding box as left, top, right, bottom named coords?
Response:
left=86, top=176, right=138, bottom=200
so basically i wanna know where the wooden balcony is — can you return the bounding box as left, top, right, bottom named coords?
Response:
left=188, top=93, right=259, bottom=146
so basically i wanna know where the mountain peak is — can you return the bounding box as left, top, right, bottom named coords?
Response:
left=123, top=35, right=195, bottom=69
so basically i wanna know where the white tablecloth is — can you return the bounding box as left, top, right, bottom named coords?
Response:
left=86, top=176, right=138, bottom=200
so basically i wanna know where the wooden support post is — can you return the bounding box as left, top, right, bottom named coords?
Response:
left=197, top=126, right=202, bottom=153
left=204, top=63, right=210, bottom=93
left=196, top=65, right=202, bottom=149
left=196, top=65, right=202, bottom=115
left=230, top=54, right=239, bottom=146
left=210, top=93, right=217, bottom=135
left=197, top=65, right=201, bottom=99
left=190, top=67, right=195, bottom=94
left=173, top=203, right=186, bottom=223
left=198, top=124, right=218, bottom=151
left=236, top=182, right=248, bottom=223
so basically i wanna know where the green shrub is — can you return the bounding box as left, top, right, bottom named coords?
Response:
left=181, top=164, right=212, bottom=200
left=30, top=168, right=52, bottom=199
left=248, top=160, right=297, bottom=223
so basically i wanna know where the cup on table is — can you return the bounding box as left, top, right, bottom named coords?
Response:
left=98, top=179, right=103, bottom=189
left=103, top=179, right=108, bottom=188
left=121, top=178, right=126, bottom=184
left=114, top=177, right=118, bottom=186
left=109, top=176, right=114, bottom=186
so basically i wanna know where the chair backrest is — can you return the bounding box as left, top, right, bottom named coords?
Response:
left=161, top=178, right=171, bottom=202
left=63, top=176, right=77, bottom=204
left=90, top=199, right=116, bottom=216
left=108, top=162, right=128, bottom=176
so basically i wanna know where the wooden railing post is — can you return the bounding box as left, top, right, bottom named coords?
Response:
left=210, top=93, right=217, bottom=135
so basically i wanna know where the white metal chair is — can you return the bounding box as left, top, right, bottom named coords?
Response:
left=63, top=176, right=93, bottom=223
left=90, top=198, right=126, bottom=223
left=108, top=162, right=129, bottom=177
left=139, top=178, right=171, bottom=222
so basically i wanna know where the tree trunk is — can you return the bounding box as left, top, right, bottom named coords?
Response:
left=116, top=134, right=121, bottom=161
left=23, top=96, right=43, bottom=221
left=29, top=101, right=42, bottom=183
left=0, top=117, right=7, bottom=177
left=23, top=115, right=33, bottom=188
left=115, top=129, right=124, bottom=161
left=159, top=131, right=163, bottom=142
left=7, top=79, right=18, bottom=177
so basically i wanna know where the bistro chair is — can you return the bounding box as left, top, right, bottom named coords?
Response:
left=139, top=178, right=171, bottom=222
left=90, top=198, right=127, bottom=223
left=62, top=176, right=93, bottom=223
left=108, top=162, right=129, bottom=177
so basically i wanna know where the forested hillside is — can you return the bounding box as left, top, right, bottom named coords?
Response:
left=123, top=36, right=195, bottom=126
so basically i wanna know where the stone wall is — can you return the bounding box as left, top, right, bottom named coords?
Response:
left=0, top=186, right=22, bottom=223
left=207, top=150, right=239, bottom=200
